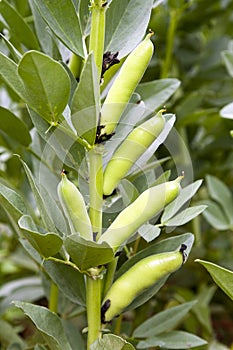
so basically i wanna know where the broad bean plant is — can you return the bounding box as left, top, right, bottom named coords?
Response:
left=0, top=1, right=208, bottom=349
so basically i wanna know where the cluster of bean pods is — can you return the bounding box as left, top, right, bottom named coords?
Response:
left=57, top=34, right=186, bottom=323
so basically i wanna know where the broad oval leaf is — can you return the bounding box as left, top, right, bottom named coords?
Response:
left=0, top=0, right=40, bottom=50
left=137, top=330, right=207, bottom=349
left=201, top=199, right=230, bottom=230
left=105, top=0, right=154, bottom=59
left=28, top=108, right=86, bottom=171
left=91, top=334, right=135, bottom=350
left=43, top=260, right=86, bottom=306
left=18, top=50, right=70, bottom=124
left=162, top=179, right=203, bottom=223
left=64, top=234, right=115, bottom=271
left=0, top=276, right=44, bottom=315
left=138, top=224, right=161, bottom=243
left=33, top=0, right=85, bottom=57
left=163, top=205, right=207, bottom=227
left=196, top=259, right=233, bottom=301
left=0, top=53, right=26, bottom=99
left=13, top=301, right=72, bottom=350
left=133, top=301, right=197, bottom=338
left=18, top=215, right=63, bottom=258
left=71, top=53, right=100, bottom=145
left=136, top=79, right=181, bottom=113
left=0, top=181, right=28, bottom=220
left=21, top=159, right=57, bottom=232
left=0, top=33, right=22, bottom=62
left=206, top=174, right=233, bottom=225
left=0, top=106, right=31, bottom=146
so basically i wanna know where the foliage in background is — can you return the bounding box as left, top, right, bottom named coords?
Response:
left=0, top=0, right=233, bottom=349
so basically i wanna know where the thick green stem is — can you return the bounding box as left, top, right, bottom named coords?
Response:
left=89, top=0, right=106, bottom=78
left=86, top=277, right=101, bottom=349
left=49, top=282, right=59, bottom=313
left=89, top=145, right=103, bottom=239
left=160, top=9, right=179, bottom=79
left=86, top=145, right=103, bottom=348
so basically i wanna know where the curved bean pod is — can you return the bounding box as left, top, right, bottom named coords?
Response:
left=103, top=109, right=165, bottom=195
left=101, top=244, right=187, bottom=323
left=57, top=172, right=93, bottom=240
left=100, top=33, right=154, bottom=136
left=99, top=177, right=182, bottom=251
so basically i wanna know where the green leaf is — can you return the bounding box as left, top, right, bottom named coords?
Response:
left=0, top=0, right=40, bottom=50
left=28, top=0, right=61, bottom=59
left=43, top=259, right=86, bottom=306
left=206, top=175, right=233, bottom=225
left=133, top=301, right=197, bottom=338
left=201, top=199, right=230, bottom=230
left=28, top=108, right=86, bottom=171
left=18, top=215, right=63, bottom=258
left=161, top=179, right=203, bottom=223
left=79, top=0, right=91, bottom=36
left=220, top=101, right=233, bottom=120
left=136, top=79, right=181, bottom=112
left=138, top=224, right=161, bottom=243
left=192, top=285, right=216, bottom=335
left=91, top=334, right=135, bottom=350
left=64, top=234, right=115, bottom=271
left=0, top=106, right=31, bottom=146
left=33, top=0, right=85, bottom=57
left=71, top=54, right=100, bottom=145
left=0, top=276, right=44, bottom=315
left=195, top=259, right=233, bottom=301
left=0, top=181, right=28, bottom=221
left=62, top=319, right=85, bottom=350
left=163, top=205, right=207, bottom=227
left=118, top=179, right=139, bottom=206
left=105, top=0, right=154, bottom=58
left=0, top=53, right=26, bottom=99
left=20, top=159, right=57, bottom=232
left=137, top=330, right=207, bottom=349
left=222, top=50, right=233, bottom=78
left=0, top=33, right=22, bottom=62
left=18, top=50, right=70, bottom=124
left=13, top=301, right=72, bottom=350
left=0, top=320, right=26, bottom=348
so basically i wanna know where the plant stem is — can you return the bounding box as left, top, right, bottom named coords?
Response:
left=192, top=215, right=203, bottom=248
left=89, top=145, right=103, bottom=239
left=86, top=145, right=104, bottom=348
left=49, top=282, right=59, bottom=313
left=160, top=9, right=179, bottom=79
left=114, top=314, right=123, bottom=335
left=89, top=0, right=107, bottom=78
left=86, top=277, right=101, bottom=349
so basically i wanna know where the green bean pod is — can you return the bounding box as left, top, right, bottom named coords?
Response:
left=103, top=109, right=165, bottom=195
left=100, top=33, right=154, bottom=136
left=101, top=244, right=187, bottom=323
left=98, top=177, right=182, bottom=251
left=57, top=172, right=93, bottom=240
